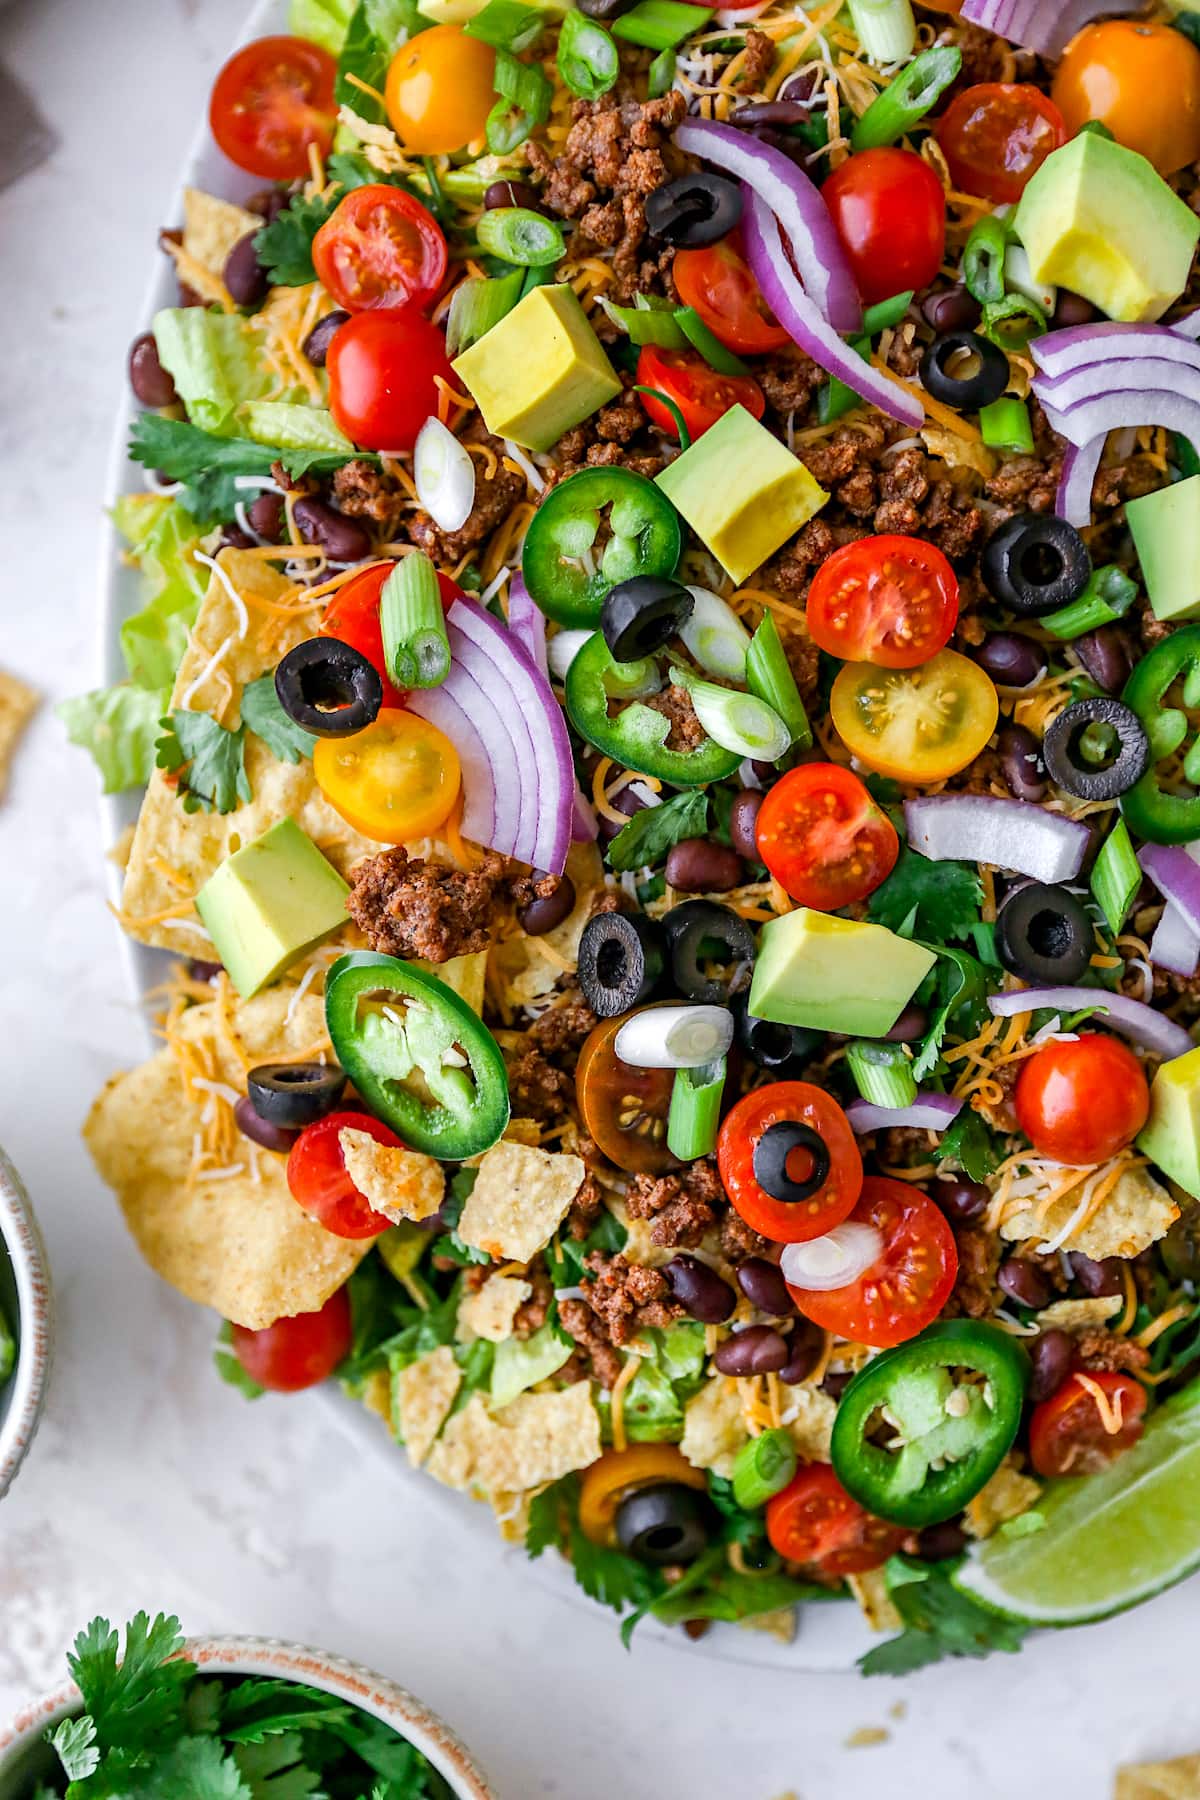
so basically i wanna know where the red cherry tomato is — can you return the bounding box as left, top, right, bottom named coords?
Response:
left=786, top=1177, right=959, bottom=1350
left=230, top=1285, right=352, bottom=1392
left=319, top=564, right=458, bottom=707
left=673, top=238, right=791, bottom=354
left=717, top=1081, right=862, bottom=1244
left=287, top=1110, right=398, bottom=1239
left=209, top=35, right=336, bottom=181
left=755, top=764, right=899, bottom=910
left=806, top=535, right=959, bottom=669
left=937, top=83, right=1067, bottom=205
left=327, top=308, right=453, bottom=452
left=766, top=1464, right=908, bottom=1574
left=822, top=148, right=946, bottom=306
left=312, top=184, right=448, bottom=314
left=1029, top=1371, right=1146, bottom=1478
left=1014, top=1035, right=1150, bottom=1166
left=636, top=344, right=765, bottom=441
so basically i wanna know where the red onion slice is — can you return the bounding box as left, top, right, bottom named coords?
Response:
left=1151, top=903, right=1200, bottom=979
left=781, top=1223, right=884, bottom=1293
left=445, top=622, right=540, bottom=866
left=961, top=0, right=1123, bottom=57
left=1031, top=323, right=1195, bottom=381
left=846, top=1093, right=964, bottom=1135
left=904, top=795, right=1091, bottom=884
left=506, top=574, right=547, bottom=678
left=1139, top=843, right=1200, bottom=937
left=988, top=987, right=1192, bottom=1062
left=406, top=677, right=496, bottom=850
left=1057, top=437, right=1104, bottom=529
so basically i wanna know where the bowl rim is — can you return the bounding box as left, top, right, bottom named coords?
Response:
left=0, top=1147, right=53, bottom=1502
left=0, top=1634, right=496, bottom=1798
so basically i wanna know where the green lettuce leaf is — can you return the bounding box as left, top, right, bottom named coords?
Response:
left=152, top=309, right=277, bottom=435
left=288, top=0, right=358, bottom=52
left=336, top=0, right=423, bottom=125
left=113, top=494, right=207, bottom=690
left=598, top=1322, right=707, bottom=1443
left=489, top=1322, right=571, bottom=1408
left=58, top=685, right=172, bottom=794
left=239, top=401, right=353, bottom=454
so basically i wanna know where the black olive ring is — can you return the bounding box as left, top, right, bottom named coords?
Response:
left=601, top=576, right=695, bottom=663
left=644, top=173, right=743, bottom=247
left=1042, top=697, right=1150, bottom=802
left=752, top=1121, right=831, bottom=1205
left=919, top=330, right=1010, bottom=413
left=995, top=883, right=1094, bottom=987
left=615, top=1483, right=710, bottom=1566
left=578, top=912, right=664, bottom=1018
left=247, top=1061, right=348, bottom=1128
left=736, top=1006, right=822, bottom=1072
left=981, top=513, right=1092, bottom=619
left=664, top=899, right=757, bottom=1005
left=274, top=638, right=384, bottom=738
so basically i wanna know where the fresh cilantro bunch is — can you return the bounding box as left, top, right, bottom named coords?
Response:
left=858, top=1557, right=1029, bottom=1675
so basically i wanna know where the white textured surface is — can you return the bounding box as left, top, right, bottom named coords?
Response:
left=2, top=1, right=1200, bottom=1793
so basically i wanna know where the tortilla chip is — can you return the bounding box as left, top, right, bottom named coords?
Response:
left=489, top=1488, right=532, bottom=1544
left=964, top=1456, right=1042, bottom=1540
left=848, top=1569, right=903, bottom=1635
left=182, top=187, right=263, bottom=277
left=921, top=423, right=997, bottom=478
left=84, top=989, right=370, bottom=1329
left=1115, top=1754, right=1200, bottom=1800
left=415, top=950, right=487, bottom=1016
left=424, top=1382, right=601, bottom=1496
left=619, top=1207, right=674, bottom=1270
left=457, top=1274, right=532, bottom=1344
left=739, top=1608, right=797, bottom=1643
left=457, top=1140, right=584, bottom=1263
left=360, top=1367, right=392, bottom=1426
left=680, top=1375, right=750, bottom=1479
left=1038, top=1296, right=1122, bottom=1333
left=0, top=669, right=37, bottom=800
left=781, top=1384, right=838, bottom=1462
left=488, top=842, right=606, bottom=1003
left=501, top=1116, right=543, bottom=1148
left=338, top=1128, right=443, bottom=1223
left=395, top=1345, right=462, bottom=1466
left=1000, top=1164, right=1178, bottom=1261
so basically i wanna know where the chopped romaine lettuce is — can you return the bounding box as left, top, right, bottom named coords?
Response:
left=58, top=684, right=172, bottom=795
left=151, top=309, right=280, bottom=435
left=239, top=400, right=354, bottom=454
left=289, top=0, right=358, bottom=52
left=490, top=1322, right=572, bottom=1408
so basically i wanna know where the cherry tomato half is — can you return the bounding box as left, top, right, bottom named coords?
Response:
left=1029, top=1371, right=1147, bottom=1479
left=313, top=184, right=448, bottom=314
left=209, top=35, right=336, bottom=181
left=755, top=764, right=899, bottom=911
left=786, top=1177, right=959, bottom=1350
left=1014, top=1034, right=1150, bottom=1166
left=1052, top=21, right=1200, bottom=178
left=385, top=25, right=496, bottom=155
left=718, top=1081, right=862, bottom=1245
left=287, top=1111, right=398, bottom=1238
left=577, top=1013, right=677, bottom=1176
left=937, top=84, right=1066, bottom=206
left=230, top=1285, right=353, bottom=1392
left=766, top=1464, right=907, bottom=1575
left=821, top=148, right=946, bottom=307
left=319, top=562, right=406, bottom=708
left=314, top=707, right=461, bottom=843
left=327, top=308, right=453, bottom=453
left=830, top=648, right=999, bottom=783
left=673, top=238, right=791, bottom=354
left=636, top=345, right=765, bottom=442
left=807, top=535, right=959, bottom=670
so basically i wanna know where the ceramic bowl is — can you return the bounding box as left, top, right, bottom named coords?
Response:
left=0, top=1147, right=52, bottom=1501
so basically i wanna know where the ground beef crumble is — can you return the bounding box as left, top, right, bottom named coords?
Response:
left=347, top=845, right=511, bottom=962
left=1075, top=1328, right=1152, bottom=1377
left=625, top=1159, right=724, bottom=1249
left=943, top=1226, right=1001, bottom=1320
left=580, top=1250, right=682, bottom=1344
left=505, top=998, right=598, bottom=1126
left=635, top=684, right=706, bottom=753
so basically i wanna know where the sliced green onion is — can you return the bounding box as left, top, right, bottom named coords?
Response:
left=465, top=0, right=545, bottom=51
left=648, top=45, right=676, bottom=98
left=557, top=10, right=619, bottom=98
left=446, top=269, right=524, bottom=356
left=614, top=1004, right=735, bottom=1069
left=980, top=290, right=1047, bottom=352
left=861, top=290, right=915, bottom=335
left=494, top=49, right=552, bottom=121
left=612, top=0, right=713, bottom=49
left=1003, top=243, right=1055, bottom=318
left=1091, top=818, right=1141, bottom=937
left=486, top=99, right=536, bottom=155
left=963, top=214, right=1009, bottom=307
left=521, top=262, right=558, bottom=298
left=675, top=305, right=750, bottom=376
left=744, top=612, right=812, bottom=751
left=476, top=206, right=565, bottom=267
left=381, top=552, right=451, bottom=690
left=670, top=664, right=790, bottom=761
left=847, top=0, right=916, bottom=64
left=680, top=587, right=751, bottom=681
left=980, top=396, right=1034, bottom=453
left=850, top=44, right=961, bottom=151
left=1041, top=564, right=1138, bottom=640
left=667, top=1057, right=726, bottom=1159
left=846, top=1039, right=918, bottom=1110
left=633, top=384, right=691, bottom=449
left=601, top=296, right=688, bottom=348
left=732, top=1428, right=797, bottom=1511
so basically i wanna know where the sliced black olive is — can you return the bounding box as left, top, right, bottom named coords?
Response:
left=247, top=1062, right=347, bottom=1127
left=752, top=1120, right=831, bottom=1204
left=735, top=1003, right=821, bottom=1072
left=919, top=330, right=1010, bottom=412
left=663, top=900, right=756, bottom=1003
left=615, top=1484, right=710, bottom=1566
left=578, top=911, right=664, bottom=1017
left=995, top=883, right=1093, bottom=986
left=1042, top=697, right=1150, bottom=801
left=274, top=639, right=384, bottom=738
left=644, top=173, right=742, bottom=247
left=981, top=514, right=1091, bottom=619
left=600, top=576, right=694, bottom=662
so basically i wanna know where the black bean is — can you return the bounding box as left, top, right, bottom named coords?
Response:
left=931, top=1175, right=990, bottom=1224
left=245, top=187, right=287, bottom=222
left=248, top=492, right=285, bottom=542
left=220, top=525, right=256, bottom=551
left=188, top=959, right=223, bottom=982
left=1068, top=1252, right=1125, bottom=1298
left=224, top=231, right=270, bottom=307
left=665, top=838, right=745, bottom=893
left=821, top=1369, right=852, bottom=1400
left=921, top=284, right=982, bottom=335
left=234, top=1095, right=300, bottom=1154
left=302, top=309, right=351, bottom=367
left=885, top=1004, right=929, bottom=1044
left=750, top=759, right=779, bottom=785
left=1029, top=1327, right=1074, bottom=1403
left=484, top=179, right=546, bottom=213
left=1073, top=625, right=1134, bottom=695
left=665, top=1254, right=736, bottom=1323
left=597, top=782, right=649, bottom=843
left=728, top=789, right=764, bottom=862
left=519, top=874, right=576, bottom=936
left=916, top=1520, right=969, bottom=1561
left=292, top=497, right=372, bottom=563
left=998, top=1256, right=1052, bottom=1311
left=129, top=332, right=178, bottom=407
left=1052, top=289, right=1096, bottom=329
left=974, top=631, right=1045, bottom=687
left=733, top=100, right=817, bottom=126
left=998, top=722, right=1047, bottom=803
left=736, top=1256, right=796, bottom=1317
left=714, top=1325, right=790, bottom=1376
left=778, top=1321, right=824, bottom=1383
left=777, top=68, right=824, bottom=108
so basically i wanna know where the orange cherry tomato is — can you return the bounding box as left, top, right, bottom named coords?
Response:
left=717, top=1081, right=862, bottom=1245
left=673, top=238, right=792, bottom=354
left=1052, top=21, right=1200, bottom=178
left=937, top=83, right=1067, bottom=205
left=327, top=308, right=453, bottom=452
left=209, top=35, right=336, bottom=181
left=1014, top=1034, right=1150, bottom=1166
left=1029, top=1371, right=1147, bottom=1479
left=821, top=148, right=946, bottom=306
left=230, top=1286, right=352, bottom=1392
left=313, top=708, right=461, bottom=842
left=786, top=1177, right=959, bottom=1350
left=806, top=535, right=959, bottom=670
left=830, top=649, right=999, bottom=784
left=312, top=184, right=448, bottom=313
left=636, top=345, right=765, bottom=442
left=755, top=764, right=899, bottom=911
left=577, top=1013, right=677, bottom=1175
left=385, top=25, right=496, bottom=155
left=578, top=1446, right=708, bottom=1544
left=766, top=1464, right=907, bottom=1575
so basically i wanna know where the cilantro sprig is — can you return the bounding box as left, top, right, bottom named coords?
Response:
left=858, top=1557, right=1029, bottom=1676
left=867, top=846, right=983, bottom=945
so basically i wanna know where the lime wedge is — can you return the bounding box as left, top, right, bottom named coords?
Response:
left=953, top=1378, right=1200, bottom=1626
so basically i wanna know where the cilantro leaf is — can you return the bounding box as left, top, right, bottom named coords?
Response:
left=156, top=712, right=250, bottom=815
left=525, top=1475, right=573, bottom=1559
left=128, top=417, right=372, bottom=528
left=868, top=848, right=983, bottom=945
left=911, top=947, right=991, bottom=1083
left=48, top=1714, right=99, bottom=1780
left=253, top=192, right=341, bottom=287
left=571, top=1521, right=664, bottom=1614
left=130, top=1734, right=253, bottom=1799
left=858, top=1557, right=1030, bottom=1676
left=220, top=1681, right=355, bottom=1744
left=606, top=790, right=709, bottom=873
left=214, top=1323, right=264, bottom=1401
left=64, top=1613, right=194, bottom=1763
left=241, top=675, right=317, bottom=764
left=936, top=1107, right=1003, bottom=1182
left=232, top=1736, right=322, bottom=1800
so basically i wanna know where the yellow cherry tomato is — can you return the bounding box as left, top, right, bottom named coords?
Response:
left=313, top=708, right=461, bottom=842
left=384, top=25, right=495, bottom=155
left=1052, top=21, right=1200, bottom=177
left=578, top=1445, right=709, bottom=1546
left=830, top=648, right=999, bottom=783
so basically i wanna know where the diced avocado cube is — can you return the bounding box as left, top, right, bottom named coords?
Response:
left=451, top=284, right=621, bottom=452
left=1014, top=133, right=1200, bottom=323
left=655, top=405, right=829, bottom=584
left=196, top=818, right=349, bottom=998
left=1138, top=1046, right=1200, bottom=1198
left=1127, top=477, right=1200, bottom=622
left=748, top=907, right=937, bottom=1038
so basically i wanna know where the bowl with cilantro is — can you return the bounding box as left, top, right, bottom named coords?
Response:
left=0, top=1613, right=495, bottom=1799
left=0, top=1146, right=51, bottom=1502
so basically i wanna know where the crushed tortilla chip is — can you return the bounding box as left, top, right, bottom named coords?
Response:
left=360, top=1367, right=392, bottom=1427
left=424, top=1382, right=601, bottom=1496
left=738, top=1608, right=797, bottom=1643
left=457, top=1274, right=532, bottom=1344
left=781, top=1383, right=837, bottom=1462
left=1038, top=1296, right=1122, bottom=1333
left=182, top=187, right=263, bottom=277
left=619, top=1205, right=674, bottom=1270
left=921, top=423, right=997, bottom=478
left=501, top=1116, right=543, bottom=1148
left=487, top=842, right=606, bottom=1003
left=964, top=1456, right=1041, bottom=1539
left=1000, top=1165, right=1178, bottom=1261
left=338, top=1128, right=443, bottom=1223
left=84, top=990, right=370, bottom=1329
left=848, top=1569, right=903, bottom=1635
left=457, top=1140, right=584, bottom=1263
left=0, top=669, right=37, bottom=800
left=1115, top=1753, right=1200, bottom=1799
left=415, top=949, right=488, bottom=1016
left=395, top=1345, right=462, bottom=1466
left=680, top=1375, right=750, bottom=1479
left=489, top=1488, right=532, bottom=1545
